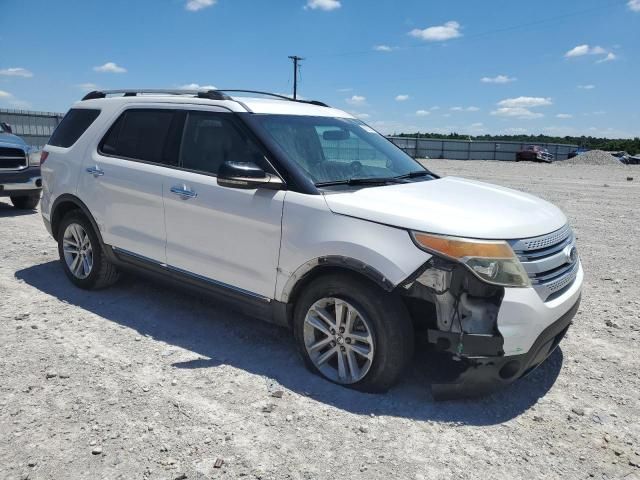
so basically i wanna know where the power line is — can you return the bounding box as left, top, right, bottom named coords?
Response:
left=308, top=0, right=627, bottom=59
left=288, top=55, right=304, bottom=100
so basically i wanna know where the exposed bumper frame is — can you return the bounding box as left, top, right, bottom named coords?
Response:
left=431, top=295, right=580, bottom=400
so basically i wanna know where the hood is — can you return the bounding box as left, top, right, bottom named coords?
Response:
left=0, top=132, right=28, bottom=149
left=323, top=176, right=567, bottom=240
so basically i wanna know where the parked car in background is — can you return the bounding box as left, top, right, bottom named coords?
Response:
left=516, top=145, right=554, bottom=163
left=568, top=147, right=590, bottom=159
left=41, top=89, right=582, bottom=399
left=0, top=122, right=42, bottom=209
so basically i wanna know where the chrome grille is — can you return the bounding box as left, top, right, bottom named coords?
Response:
left=509, top=225, right=579, bottom=302
left=0, top=146, right=28, bottom=170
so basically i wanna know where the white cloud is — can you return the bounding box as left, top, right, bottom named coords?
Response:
left=409, top=21, right=462, bottom=42
left=373, top=45, right=394, bottom=52
left=450, top=106, right=480, bottom=112
left=596, top=52, right=617, bottom=63
left=470, top=122, right=484, bottom=128
left=491, top=107, right=544, bottom=119
left=0, top=90, right=12, bottom=98
left=577, top=84, right=596, bottom=90
left=395, top=94, right=410, bottom=102
left=430, top=106, right=440, bottom=111
left=481, top=74, right=516, bottom=84
left=629, top=0, right=640, bottom=11
left=179, top=83, right=217, bottom=90
left=556, top=113, right=573, bottom=119
left=497, top=96, right=552, bottom=108
left=564, top=44, right=607, bottom=57
left=0, top=67, right=33, bottom=78
left=352, top=112, right=370, bottom=120
left=93, top=62, right=127, bottom=73
left=415, top=110, right=430, bottom=116
left=77, top=83, right=99, bottom=91
left=492, top=96, right=551, bottom=119
left=565, top=44, right=615, bottom=63
left=185, top=0, right=216, bottom=11
left=305, top=0, right=341, bottom=11
left=346, top=95, right=366, bottom=105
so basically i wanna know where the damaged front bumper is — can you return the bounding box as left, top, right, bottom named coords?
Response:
left=401, top=252, right=583, bottom=400
left=429, top=296, right=579, bottom=400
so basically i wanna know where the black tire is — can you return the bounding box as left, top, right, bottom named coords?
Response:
left=293, top=272, right=414, bottom=393
left=10, top=194, right=40, bottom=210
left=57, top=210, right=119, bottom=290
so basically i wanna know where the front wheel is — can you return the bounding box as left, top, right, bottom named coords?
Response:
left=293, top=273, right=414, bottom=393
left=10, top=194, right=40, bottom=210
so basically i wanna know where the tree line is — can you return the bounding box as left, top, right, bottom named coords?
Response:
left=395, top=132, right=640, bottom=155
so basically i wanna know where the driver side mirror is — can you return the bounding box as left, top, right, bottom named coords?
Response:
left=217, top=161, right=284, bottom=190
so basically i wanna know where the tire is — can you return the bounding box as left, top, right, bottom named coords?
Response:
left=57, top=210, right=119, bottom=290
left=10, top=194, right=40, bottom=210
left=293, top=272, right=414, bottom=393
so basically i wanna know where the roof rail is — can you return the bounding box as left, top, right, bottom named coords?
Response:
left=81, top=89, right=230, bottom=101
left=81, top=88, right=330, bottom=108
left=217, top=90, right=330, bottom=107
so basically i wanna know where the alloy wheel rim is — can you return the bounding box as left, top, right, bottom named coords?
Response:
left=303, top=297, right=375, bottom=384
left=62, top=223, right=93, bottom=279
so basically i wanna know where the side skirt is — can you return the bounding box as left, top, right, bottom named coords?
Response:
left=106, top=246, right=290, bottom=328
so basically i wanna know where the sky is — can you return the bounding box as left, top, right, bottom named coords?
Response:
left=0, top=0, right=638, bottom=138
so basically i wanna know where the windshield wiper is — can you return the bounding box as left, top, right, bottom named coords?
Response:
left=316, top=177, right=407, bottom=187
left=394, top=170, right=433, bottom=179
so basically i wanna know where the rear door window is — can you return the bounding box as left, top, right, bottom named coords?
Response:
left=99, top=109, right=177, bottom=164
left=49, top=108, right=100, bottom=147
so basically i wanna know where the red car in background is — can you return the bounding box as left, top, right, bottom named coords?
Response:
left=516, top=145, right=554, bottom=163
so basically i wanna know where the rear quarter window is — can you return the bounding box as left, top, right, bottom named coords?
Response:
left=48, top=108, right=101, bottom=148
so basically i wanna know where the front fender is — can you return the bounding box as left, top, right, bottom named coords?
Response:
left=275, top=192, right=431, bottom=302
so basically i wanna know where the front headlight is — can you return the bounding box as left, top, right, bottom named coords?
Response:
left=411, top=231, right=531, bottom=287
left=28, top=149, right=41, bottom=166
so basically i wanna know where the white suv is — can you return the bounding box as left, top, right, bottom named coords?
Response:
left=41, top=89, right=583, bottom=398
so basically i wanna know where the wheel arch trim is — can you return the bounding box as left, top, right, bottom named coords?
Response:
left=50, top=194, right=106, bottom=249
left=279, top=255, right=395, bottom=305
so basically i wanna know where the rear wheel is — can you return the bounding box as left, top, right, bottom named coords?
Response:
left=293, top=273, right=414, bottom=393
left=57, top=211, right=119, bottom=290
left=10, top=194, right=40, bottom=210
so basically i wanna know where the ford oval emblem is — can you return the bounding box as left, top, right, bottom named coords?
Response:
left=569, top=246, right=578, bottom=264
left=563, top=245, right=578, bottom=264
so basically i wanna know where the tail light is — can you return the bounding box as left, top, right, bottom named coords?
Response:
left=40, top=151, right=49, bottom=165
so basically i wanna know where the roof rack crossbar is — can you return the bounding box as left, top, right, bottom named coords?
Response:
left=81, top=88, right=330, bottom=108
left=81, top=89, right=230, bottom=101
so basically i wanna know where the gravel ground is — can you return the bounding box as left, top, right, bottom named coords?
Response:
left=1, top=159, right=639, bottom=480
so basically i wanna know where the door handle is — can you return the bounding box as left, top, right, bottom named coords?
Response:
left=86, top=166, right=104, bottom=177
left=170, top=185, right=198, bottom=200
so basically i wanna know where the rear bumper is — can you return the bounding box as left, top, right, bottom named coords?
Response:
left=431, top=295, right=580, bottom=400
left=0, top=167, right=42, bottom=196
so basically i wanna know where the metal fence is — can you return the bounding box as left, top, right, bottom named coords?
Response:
left=388, top=137, right=578, bottom=161
left=0, top=108, right=64, bottom=148
left=1, top=108, right=579, bottom=162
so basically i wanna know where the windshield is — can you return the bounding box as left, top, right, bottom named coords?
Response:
left=249, top=115, right=430, bottom=185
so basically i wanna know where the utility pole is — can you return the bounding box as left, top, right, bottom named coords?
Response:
left=288, top=55, right=304, bottom=100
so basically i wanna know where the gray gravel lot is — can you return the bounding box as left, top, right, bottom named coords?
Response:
left=1, top=159, right=639, bottom=480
